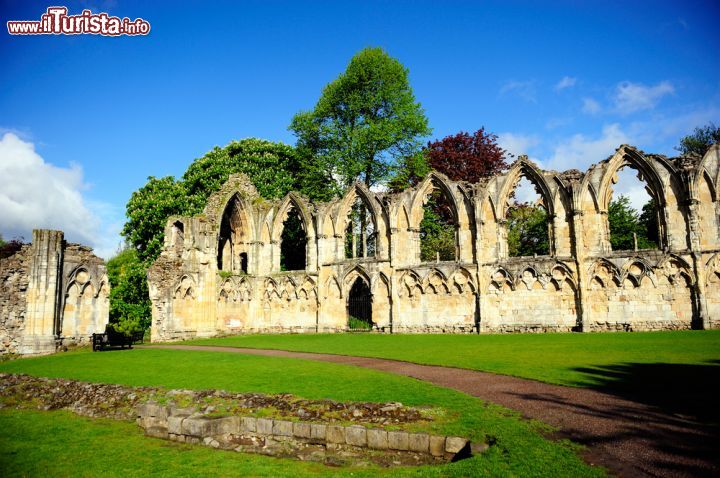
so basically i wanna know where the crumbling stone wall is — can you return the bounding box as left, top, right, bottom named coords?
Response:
left=0, top=230, right=109, bottom=355
left=148, top=144, right=720, bottom=340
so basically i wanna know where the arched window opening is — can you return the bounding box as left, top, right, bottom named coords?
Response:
left=608, top=166, right=659, bottom=251
left=218, top=195, right=250, bottom=273
left=345, top=196, right=376, bottom=259
left=506, top=176, right=550, bottom=257
left=280, top=205, right=307, bottom=271
left=171, top=221, right=184, bottom=254
left=347, top=277, right=372, bottom=330
left=420, top=186, right=457, bottom=262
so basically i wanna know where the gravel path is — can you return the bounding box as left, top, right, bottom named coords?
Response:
left=144, top=344, right=718, bottom=477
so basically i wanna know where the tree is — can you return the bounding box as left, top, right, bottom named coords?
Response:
left=123, top=176, right=188, bottom=264
left=426, top=128, right=508, bottom=183
left=676, top=123, right=720, bottom=156
left=506, top=204, right=549, bottom=257
left=608, top=195, right=657, bottom=250
left=290, top=47, right=431, bottom=193
left=106, top=248, right=151, bottom=336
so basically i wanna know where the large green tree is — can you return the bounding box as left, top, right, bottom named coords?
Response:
left=106, top=248, right=151, bottom=336
left=676, top=122, right=720, bottom=156
left=507, top=204, right=549, bottom=257
left=290, top=47, right=431, bottom=193
left=608, top=195, right=657, bottom=250
left=118, top=138, right=331, bottom=336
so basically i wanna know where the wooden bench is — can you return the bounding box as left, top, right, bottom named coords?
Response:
left=92, top=326, right=144, bottom=351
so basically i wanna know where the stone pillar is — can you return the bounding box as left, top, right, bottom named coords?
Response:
left=19, top=230, right=63, bottom=355
left=570, top=211, right=590, bottom=332
left=685, top=199, right=710, bottom=329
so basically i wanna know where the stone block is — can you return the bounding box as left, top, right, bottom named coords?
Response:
left=429, top=435, right=445, bottom=456
left=293, top=422, right=311, bottom=439
left=138, top=416, right=167, bottom=430
left=388, top=431, right=409, bottom=451
left=408, top=433, right=429, bottom=453
left=137, top=402, right=168, bottom=419
left=167, top=416, right=185, bottom=435
left=367, top=428, right=388, bottom=450
left=445, top=436, right=468, bottom=454
left=240, top=416, right=257, bottom=433
left=345, top=426, right=367, bottom=447
left=145, top=426, right=169, bottom=439
left=326, top=425, right=346, bottom=444
left=256, top=418, right=273, bottom=435
left=215, top=417, right=240, bottom=435
left=182, top=417, right=212, bottom=437
left=310, top=423, right=326, bottom=441
left=272, top=420, right=293, bottom=437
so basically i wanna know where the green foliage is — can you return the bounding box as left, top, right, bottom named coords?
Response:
left=122, top=176, right=189, bottom=264
left=348, top=316, right=372, bottom=330
left=279, top=208, right=307, bottom=271
left=0, top=233, right=4, bottom=246
left=608, top=196, right=657, bottom=250
left=106, top=248, right=151, bottom=336
left=676, top=122, right=720, bottom=156
left=182, top=139, right=307, bottom=213
left=507, top=204, right=549, bottom=257
left=290, top=47, right=431, bottom=192
left=420, top=194, right=456, bottom=261
left=388, top=150, right=431, bottom=192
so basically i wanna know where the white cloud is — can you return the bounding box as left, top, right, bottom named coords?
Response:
left=614, top=81, right=674, bottom=114
left=546, top=123, right=632, bottom=171
left=499, top=80, right=536, bottom=103
left=555, top=76, right=577, bottom=91
left=497, top=132, right=540, bottom=159
left=582, top=97, right=602, bottom=115
left=0, top=133, right=120, bottom=259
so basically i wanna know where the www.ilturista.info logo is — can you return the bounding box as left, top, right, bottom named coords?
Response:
left=7, top=6, right=150, bottom=36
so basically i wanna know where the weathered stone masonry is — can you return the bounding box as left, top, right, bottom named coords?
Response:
left=0, top=230, right=109, bottom=355
left=148, top=144, right=720, bottom=340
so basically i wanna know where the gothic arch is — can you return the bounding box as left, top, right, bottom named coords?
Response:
left=409, top=172, right=463, bottom=227
left=497, top=158, right=556, bottom=219
left=334, top=183, right=383, bottom=236
left=272, top=193, right=315, bottom=242
left=217, top=192, right=255, bottom=272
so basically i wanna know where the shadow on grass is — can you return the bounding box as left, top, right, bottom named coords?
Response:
left=520, top=361, right=720, bottom=477
left=571, top=360, right=720, bottom=424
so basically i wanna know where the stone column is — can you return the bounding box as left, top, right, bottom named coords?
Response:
left=685, top=199, right=710, bottom=329
left=19, top=230, right=64, bottom=355
left=570, top=211, right=590, bottom=332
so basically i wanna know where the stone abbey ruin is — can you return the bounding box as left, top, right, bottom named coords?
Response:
left=0, top=230, right=109, bottom=355
left=2, top=143, right=720, bottom=354
left=147, top=144, right=720, bottom=341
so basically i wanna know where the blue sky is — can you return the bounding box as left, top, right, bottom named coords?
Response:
left=1, top=0, right=719, bottom=257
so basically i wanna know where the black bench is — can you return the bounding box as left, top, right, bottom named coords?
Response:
left=92, top=326, right=144, bottom=351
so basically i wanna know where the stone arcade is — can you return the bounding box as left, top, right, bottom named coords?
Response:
left=0, top=230, right=110, bottom=355
left=148, top=144, right=720, bottom=341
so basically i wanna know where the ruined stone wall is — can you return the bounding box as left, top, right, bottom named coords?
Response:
left=0, top=244, right=31, bottom=354
left=0, top=230, right=109, bottom=355
left=148, top=144, right=720, bottom=340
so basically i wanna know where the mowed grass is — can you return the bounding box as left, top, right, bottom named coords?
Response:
left=185, top=330, right=720, bottom=388
left=0, top=348, right=604, bottom=477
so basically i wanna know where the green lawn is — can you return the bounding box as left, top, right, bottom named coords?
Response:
left=0, top=348, right=604, bottom=477
left=184, top=330, right=720, bottom=388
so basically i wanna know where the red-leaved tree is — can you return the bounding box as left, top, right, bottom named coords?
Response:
left=426, top=128, right=508, bottom=182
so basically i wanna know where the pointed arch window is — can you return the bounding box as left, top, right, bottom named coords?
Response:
left=419, top=181, right=458, bottom=262
left=345, top=196, right=377, bottom=259
left=280, top=204, right=307, bottom=271
left=506, top=176, right=550, bottom=257
left=218, top=194, right=250, bottom=273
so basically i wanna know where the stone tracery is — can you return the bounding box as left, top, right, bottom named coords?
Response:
left=147, top=144, right=720, bottom=339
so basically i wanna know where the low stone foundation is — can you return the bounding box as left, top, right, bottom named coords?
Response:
left=137, top=402, right=471, bottom=466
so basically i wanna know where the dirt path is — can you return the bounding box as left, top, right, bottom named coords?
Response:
left=144, top=345, right=717, bottom=477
